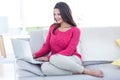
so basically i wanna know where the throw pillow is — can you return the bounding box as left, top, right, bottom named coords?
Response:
left=116, top=38, right=120, bottom=47
left=111, top=39, right=120, bottom=67
left=16, top=59, right=44, bottom=76
left=112, top=59, right=120, bottom=67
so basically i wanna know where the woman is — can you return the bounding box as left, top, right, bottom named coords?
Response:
left=33, top=2, right=103, bottom=77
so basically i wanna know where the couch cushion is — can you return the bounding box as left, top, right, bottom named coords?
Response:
left=80, top=27, right=120, bottom=61
left=43, top=63, right=120, bottom=80
left=16, top=60, right=44, bottom=76
left=17, top=63, right=120, bottom=80
left=18, top=77, right=43, bottom=80
left=29, top=29, right=48, bottom=54
left=29, top=30, right=44, bottom=54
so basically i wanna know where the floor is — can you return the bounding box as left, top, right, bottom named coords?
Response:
left=0, top=54, right=15, bottom=80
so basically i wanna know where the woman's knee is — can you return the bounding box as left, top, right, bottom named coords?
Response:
left=41, top=62, right=51, bottom=75
left=50, top=54, right=64, bottom=62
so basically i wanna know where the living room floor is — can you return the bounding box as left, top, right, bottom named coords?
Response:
left=0, top=55, right=15, bottom=80
left=0, top=63, right=15, bottom=80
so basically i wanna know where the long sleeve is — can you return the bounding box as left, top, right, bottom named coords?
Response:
left=58, top=28, right=80, bottom=56
left=34, top=26, right=54, bottom=58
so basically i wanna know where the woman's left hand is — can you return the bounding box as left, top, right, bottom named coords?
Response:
left=35, top=57, right=48, bottom=62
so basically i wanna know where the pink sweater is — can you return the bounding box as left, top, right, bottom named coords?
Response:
left=34, top=24, right=82, bottom=60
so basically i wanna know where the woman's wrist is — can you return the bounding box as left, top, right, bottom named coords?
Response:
left=33, top=54, right=36, bottom=58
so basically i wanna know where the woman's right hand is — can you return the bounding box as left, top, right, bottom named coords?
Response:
left=35, top=57, right=48, bottom=62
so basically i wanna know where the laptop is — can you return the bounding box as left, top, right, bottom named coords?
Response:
left=11, top=39, right=43, bottom=64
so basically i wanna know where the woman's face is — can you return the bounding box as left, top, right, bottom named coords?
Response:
left=54, top=8, right=63, bottom=24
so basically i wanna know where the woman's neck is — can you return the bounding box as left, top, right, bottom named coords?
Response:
left=60, top=22, right=71, bottom=28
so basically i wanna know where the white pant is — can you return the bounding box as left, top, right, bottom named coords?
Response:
left=41, top=54, right=84, bottom=76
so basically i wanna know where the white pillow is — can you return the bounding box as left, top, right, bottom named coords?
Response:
left=29, top=30, right=45, bottom=54
left=80, top=27, right=120, bottom=61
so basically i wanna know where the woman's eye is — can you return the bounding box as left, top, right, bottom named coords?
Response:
left=54, top=13, right=61, bottom=16
left=58, top=14, right=61, bottom=16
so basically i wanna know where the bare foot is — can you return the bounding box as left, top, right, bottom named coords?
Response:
left=83, top=69, right=104, bottom=77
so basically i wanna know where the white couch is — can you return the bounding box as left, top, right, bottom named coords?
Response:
left=12, top=27, right=120, bottom=80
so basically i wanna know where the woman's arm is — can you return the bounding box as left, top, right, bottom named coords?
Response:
left=34, top=24, right=55, bottom=58
left=58, top=28, right=80, bottom=56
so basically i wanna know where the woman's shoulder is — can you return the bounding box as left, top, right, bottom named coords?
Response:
left=72, top=26, right=80, bottom=33
left=49, top=23, right=57, bottom=30
left=50, top=23, right=57, bottom=28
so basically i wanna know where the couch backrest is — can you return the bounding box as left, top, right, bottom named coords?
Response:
left=29, top=28, right=48, bottom=54
left=80, top=27, right=120, bottom=61
left=30, top=27, right=120, bottom=61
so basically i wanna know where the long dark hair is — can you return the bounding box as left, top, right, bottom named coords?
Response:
left=53, top=2, right=76, bottom=33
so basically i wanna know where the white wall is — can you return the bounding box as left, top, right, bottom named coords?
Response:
left=0, top=0, right=120, bottom=29
left=0, top=0, right=21, bottom=28
left=19, top=0, right=120, bottom=27
left=0, top=16, right=8, bottom=34
left=78, top=0, right=120, bottom=27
